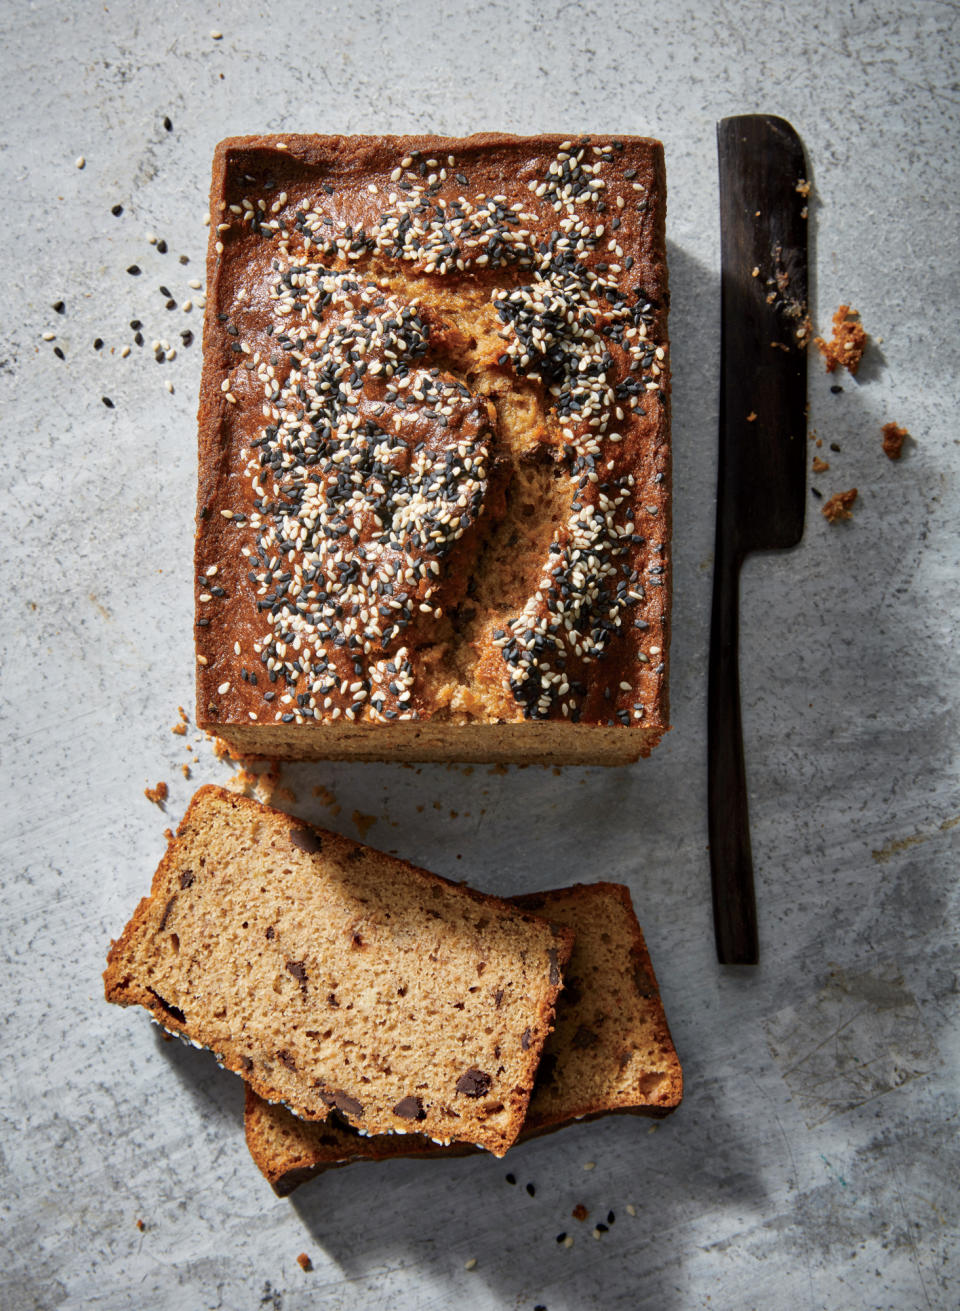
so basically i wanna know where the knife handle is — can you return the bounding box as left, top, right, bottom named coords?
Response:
left=707, top=546, right=759, bottom=964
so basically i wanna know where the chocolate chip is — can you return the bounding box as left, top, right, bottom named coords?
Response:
left=548, top=948, right=560, bottom=987
left=572, top=1026, right=599, bottom=1050
left=455, top=1067, right=492, bottom=1098
left=286, top=959, right=307, bottom=986
left=147, top=988, right=185, bottom=1024
left=179, top=870, right=195, bottom=889
left=157, top=895, right=176, bottom=931
left=277, top=1050, right=297, bottom=1071
left=321, top=1090, right=364, bottom=1118
left=393, top=1095, right=425, bottom=1120
left=290, top=827, right=323, bottom=854
left=494, top=989, right=504, bottom=1008
left=521, top=1028, right=532, bottom=1050
left=265, top=926, right=275, bottom=939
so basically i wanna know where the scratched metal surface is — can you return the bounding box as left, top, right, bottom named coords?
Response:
left=2, top=2, right=958, bottom=1308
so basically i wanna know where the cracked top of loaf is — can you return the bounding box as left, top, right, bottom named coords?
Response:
left=196, top=133, right=670, bottom=760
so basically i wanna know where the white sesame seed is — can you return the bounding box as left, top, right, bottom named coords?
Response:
left=210, top=29, right=223, bottom=38
left=42, top=331, right=56, bottom=341
left=218, top=682, right=231, bottom=695
left=463, top=1258, right=477, bottom=1271
left=75, top=155, right=85, bottom=169
left=165, top=380, right=174, bottom=393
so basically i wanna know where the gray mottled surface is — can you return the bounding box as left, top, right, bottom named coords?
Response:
left=2, top=1, right=959, bottom=1308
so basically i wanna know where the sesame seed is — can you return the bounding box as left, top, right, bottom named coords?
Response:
left=463, top=1258, right=477, bottom=1271
left=75, top=155, right=85, bottom=169
left=165, top=380, right=174, bottom=393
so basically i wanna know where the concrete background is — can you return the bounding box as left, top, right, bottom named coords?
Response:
left=2, top=1, right=958, bottom=1308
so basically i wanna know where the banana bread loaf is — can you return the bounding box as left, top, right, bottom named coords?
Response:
left=104, top=785, right=574, bottom=1156
left=196, top=132, right=670, bottom=763
left=244, top=881, right=682, bottom=1193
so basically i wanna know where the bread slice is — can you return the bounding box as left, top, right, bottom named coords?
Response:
left=104, top=785, right=574, bottom=1156
left=245, top=882, right=682, bottom=1193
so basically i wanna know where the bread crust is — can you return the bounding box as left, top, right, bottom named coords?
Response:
left=196, top=133, right=670, bottom=762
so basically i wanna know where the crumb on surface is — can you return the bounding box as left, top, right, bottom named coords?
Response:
left=163, top=827, right=174, bottom=841
left=814, top=305, right=867, bottom=375
left=144, top=781, right=168, bottom=806
left=135, top=1218, right=145, bottom=1232
left=181, top=764, right=191, bottom=779
left=746, top=411, right=757, bottom=422
left=296, top=1253, right=312, bottom=1272
left=464, top=1257, right=478, bottom=1271
left=572, top=1203, right=590, bottom=1222
left=882, top=421, right=910, bottom=460
left=795, top=178, right=811, bottom=197
left=352, top=810, right=377, bottom=840
left=812, top=456, right=830, bottom=473
left=171, top=722, right=187, bottom=735
left=822, top=488, right=858, bottom=522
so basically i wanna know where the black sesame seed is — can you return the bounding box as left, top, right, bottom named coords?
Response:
left=830, top=384, right=843, bottom=394
left=526, top=1183, right=536, bottom=1197
left=607, top=1210, right=615, bottom=1224
left=505, top=1173, right=516, bottom=1185
left=127, top=265, right=141, bottom=276
left=130, top=319, right=142, bottom=330
left=179, top=254, right=189, bottom=265
left=54, top=346, right=65, bottom=359
left=157, top=239, right=168, bottom=254
left=163, top=116, right=173, bottom=131
left=102, top=396, right=114, bottom=408
left=555, top=1233, right=566, bottom=1244
left=811, top=487, right=822, bottom=498
left=93, top=338, right=103, bottom=350
left=52, top=300, right=65, bottom=314
left=111, top=204, right=123, bottom=217
left=595, top=1222, right=608, bottom=1233
left=159, top=285, right=172, bottom=298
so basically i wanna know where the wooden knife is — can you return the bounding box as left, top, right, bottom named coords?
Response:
left=709, top=115, right=809, bottom=964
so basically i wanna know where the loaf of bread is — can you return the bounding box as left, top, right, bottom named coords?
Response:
left=196, top=132, right=670, bottom=764
left=103, top=785, right=573, bottom=1156
left=244, top=882, right=682, bottom=1194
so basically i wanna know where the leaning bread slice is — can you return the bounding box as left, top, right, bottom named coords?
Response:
left=245, top=882, right=682, bottom=1194
left=104, top=785, right=574, bottom=1156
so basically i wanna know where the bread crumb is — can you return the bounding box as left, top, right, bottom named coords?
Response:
left=746, top=411, right=757, bottom=422
left=296, top=1253, right=312, bottom=1272
left=163, top=828, right=174, bottom=841
left=814, top=305, right=867, bottom=375
left=171, top=722, right=187, bottom=736
left=572, top=1203, right=589, bottom=1222
left=583, top=1160, right=596, bottom=1171
left=812, top=456, right=830, bottom=473
left=352, top=810, right=377, bottom=840
left=144, top=781, right=168, bottom=806
left=135, top=1218, right=145, bottom=1232
left=882, top=421, right=910, bottom=461
left=626, top=1203, right=637, bottom=1217
left=181, top=764, right=191, bottom=779
left=795, top=178, right=811, bottom=197
left=822, top=488, right=858, bottom=522
left=464, top=1257, right=478, bottom=1271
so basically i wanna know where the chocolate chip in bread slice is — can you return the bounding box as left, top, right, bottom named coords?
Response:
left=244, top=881, right=682, bottom=1193
left=104, top=785, right=574, bottom=1157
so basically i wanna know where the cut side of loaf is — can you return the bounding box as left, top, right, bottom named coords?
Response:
left=245, top=881, right=682, bottom=1194
left=104, top=785, right=574, bottom=1156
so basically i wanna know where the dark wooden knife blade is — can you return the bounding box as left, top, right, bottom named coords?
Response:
left=708, top=115, right=809, bottom=964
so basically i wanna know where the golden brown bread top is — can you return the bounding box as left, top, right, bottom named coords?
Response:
left=197, top=134, right=670, bottom=735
